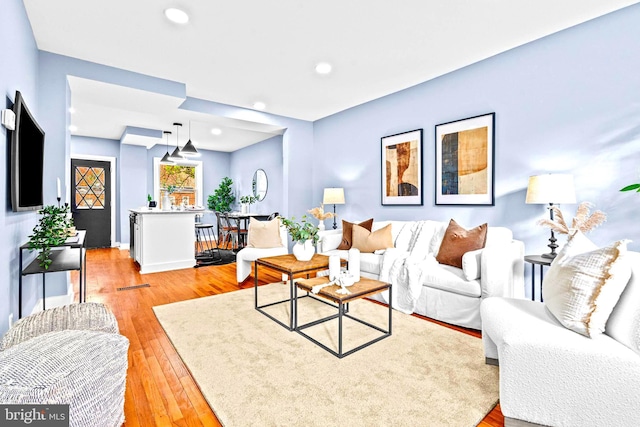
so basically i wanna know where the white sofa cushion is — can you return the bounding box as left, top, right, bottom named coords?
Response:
left=543, top=230, right=632, bottom=337
left=425, top=263, right=481, bottom=298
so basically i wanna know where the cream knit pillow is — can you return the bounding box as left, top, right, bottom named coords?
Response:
left=542, top=230, right=631, bottom=337
left=247, top=218, right=283, bottom=248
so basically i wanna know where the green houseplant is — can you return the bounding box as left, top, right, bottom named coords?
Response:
left=280, top=214, right=319, bottom=261
left=621, top=183, right=640, bottom=193
left=28, top=204, right=74, bottom=269
left=207, top=177, right=235, bottom=212
left=280, top=215, right=319, bottom=244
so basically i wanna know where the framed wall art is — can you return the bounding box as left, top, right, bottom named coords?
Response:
left=381, top=129, right=423, bottom=206
left=435, top=113, right=495, bottom=206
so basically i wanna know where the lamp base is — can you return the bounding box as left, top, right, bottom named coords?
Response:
left=541, top=252, right=557, bottom=259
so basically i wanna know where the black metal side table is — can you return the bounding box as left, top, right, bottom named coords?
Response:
left=19, top=230, right=87, bottom=318
left=524, top=255, right=552, bottom=302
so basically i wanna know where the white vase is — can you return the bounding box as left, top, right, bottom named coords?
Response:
left=241, top=204, right=248, bottom=214
left=318, top=219, right=325, bottom=231
left=162, top=194, right=171, bottom=211
left=292, top=240, right=315, bottom=261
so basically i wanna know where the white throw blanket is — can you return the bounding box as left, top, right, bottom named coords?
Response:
left=379, top=221, right=437, bottom=314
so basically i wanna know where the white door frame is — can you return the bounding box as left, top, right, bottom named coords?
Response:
left=70, top=154, right=118, bottom=247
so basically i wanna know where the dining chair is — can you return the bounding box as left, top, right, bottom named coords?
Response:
left=215, top=211, right=237, bottom=249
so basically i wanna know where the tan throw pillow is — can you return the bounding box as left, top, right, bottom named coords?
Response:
left=435, top=219, right=487, bottom=269
left=543, top=230, right=631, bottom=337
left=337, top=218, right=374, bottom=250
left=247, top=217, right=283, bottom=248
left=351, top=224, right=393, bottom=253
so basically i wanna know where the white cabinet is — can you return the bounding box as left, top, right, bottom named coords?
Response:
left=129, top=209, right=197, bottom=274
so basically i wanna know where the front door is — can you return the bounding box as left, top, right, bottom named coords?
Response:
left=71, top=158, right=111, bottom=248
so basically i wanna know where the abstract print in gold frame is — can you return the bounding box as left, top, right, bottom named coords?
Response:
left=435, top=113, right=495, bottom=206
left=381, top=129, right=423, bottom=206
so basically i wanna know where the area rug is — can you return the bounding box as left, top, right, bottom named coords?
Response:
left=153, top=283, right=499, bottom=426
left=195, top=249, right=236, bottom=267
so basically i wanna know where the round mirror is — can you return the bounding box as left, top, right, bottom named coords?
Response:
left=252, top=169, right=268, bottom=202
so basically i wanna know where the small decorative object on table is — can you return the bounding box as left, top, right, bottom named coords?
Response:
left=280, top=215, right=319, bottom=261
left=147, top=193, right=157, bottom=209
left=308, top=204, right=335, bottom=231
left=240, top=195, right=257, bottom=214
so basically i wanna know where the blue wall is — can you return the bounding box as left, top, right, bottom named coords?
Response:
left=0, top=0, right=42, bottom=334
left=2, top=2, right=639, bottom=333
left=230, top=135, right=283, bottom=216
left=313, top=3, right=640, bottom=275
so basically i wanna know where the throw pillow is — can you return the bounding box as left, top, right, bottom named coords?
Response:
left=435, top=219, right=488, bottom=269
left=543, top=230, right=631, bottom=337
left=461, top=248, right=483, bottom=281
left=247, top=217, right=283, bottom=248
left=351, top=224, right=394, bottom=253
left=337, top=218, right=374, bottom=250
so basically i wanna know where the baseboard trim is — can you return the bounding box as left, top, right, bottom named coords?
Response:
left=505, top=416, right=548, bottom=427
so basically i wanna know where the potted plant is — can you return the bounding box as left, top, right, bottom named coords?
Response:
left=280, top=215, right=319, bottom=261
left=147, top=193, right=157, bottom=209
left=162, top=185, right=178, bottom=210
left=621, top=183, right=640, bottom=193
left=207, top=177, right=235, bottom=212
left=28, top=204, right=75, bottom=269
left=240, top=195, right=257, bottom=214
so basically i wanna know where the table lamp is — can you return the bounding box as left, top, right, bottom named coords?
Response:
left=323, top=187, right=345, bottom=229
left=525, top=174, right=576, bottom=258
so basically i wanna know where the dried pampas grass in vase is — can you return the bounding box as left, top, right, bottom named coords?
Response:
left=538, top=201, right=607, bottom=236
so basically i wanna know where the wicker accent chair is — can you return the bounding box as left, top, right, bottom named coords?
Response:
left=0, top=303, right=129, bottom=427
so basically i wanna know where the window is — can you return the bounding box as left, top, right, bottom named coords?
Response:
left=154, top=158, right=203, bottom=209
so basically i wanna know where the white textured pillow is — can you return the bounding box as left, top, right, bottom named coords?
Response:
left=542, top=230, right=631, bottom=337
left=461, top=248, right=483, bottom=281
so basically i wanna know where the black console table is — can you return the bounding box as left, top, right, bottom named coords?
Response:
left=18, top=230, right=87, bottom=318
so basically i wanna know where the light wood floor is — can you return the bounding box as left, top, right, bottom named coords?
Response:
left=75, top=248, right=504, bottom=426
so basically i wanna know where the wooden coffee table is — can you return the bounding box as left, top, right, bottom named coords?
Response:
left=254, top=254, right=346, bottom=331
left=294, top=276, right=392, bottom=358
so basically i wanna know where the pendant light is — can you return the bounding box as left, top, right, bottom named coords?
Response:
left=168, top=122, right=184, bottom=161
left=160, top=130, right=174, bottom=164
left=181, top=120, right=200, bottom=157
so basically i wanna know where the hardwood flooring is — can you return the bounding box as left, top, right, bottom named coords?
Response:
left=75, top=248, right=504, bottom=426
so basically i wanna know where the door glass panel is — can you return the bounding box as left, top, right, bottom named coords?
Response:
left=75, top=166, right=106, bottom=210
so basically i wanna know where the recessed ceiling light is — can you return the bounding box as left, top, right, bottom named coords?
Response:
left=164, top=8, right=189, bottom=24
left=253, top=102, right=266, bottom=111
left=68, top=125, right=78, bottom=132
left=68, top=107, right=76, bottom=114
left=211, top=128, right=222, bottom=135
left=315, top=62, right=332, bottom=74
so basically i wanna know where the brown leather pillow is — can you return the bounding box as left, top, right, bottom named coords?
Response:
left=436, top=219, right=488, bottom=269
left=337, top=218, right=374, bottom=250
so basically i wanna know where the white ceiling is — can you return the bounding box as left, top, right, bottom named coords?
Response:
left=24, top=0, right=639, bottom=151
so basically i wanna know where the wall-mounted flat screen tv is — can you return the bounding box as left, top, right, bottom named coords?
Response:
left=11, top=90, right=45, bottom=212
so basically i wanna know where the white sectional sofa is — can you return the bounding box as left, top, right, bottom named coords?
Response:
left=318, top=219, right=525, bottom=330
left=481, top=250, right=640, bottom=427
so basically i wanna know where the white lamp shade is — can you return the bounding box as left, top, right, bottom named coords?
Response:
left=323, top=187, right=345, bottom=205
left=526, top=174, right=576, bottom=204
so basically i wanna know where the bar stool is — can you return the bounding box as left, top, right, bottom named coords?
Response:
left=195, top=223, right=221, bottom=267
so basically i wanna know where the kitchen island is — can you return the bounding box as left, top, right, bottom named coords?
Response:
left=130, top=208, right=200, bottom=274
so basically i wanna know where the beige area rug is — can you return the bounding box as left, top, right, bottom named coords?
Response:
left=153, top=283, right=499, bottom=427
